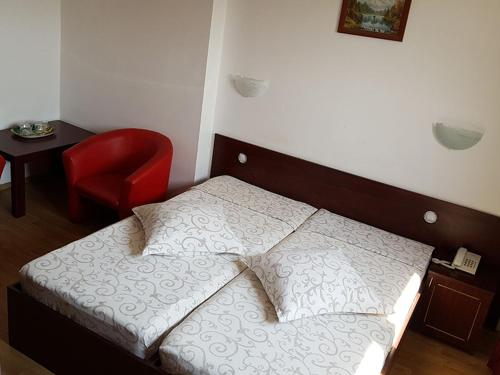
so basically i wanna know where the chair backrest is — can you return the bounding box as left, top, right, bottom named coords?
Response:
left=92, top=128, right=173, bottom=174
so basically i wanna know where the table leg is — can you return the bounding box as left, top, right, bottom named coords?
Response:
left=10, top=159, right=26, bottom=218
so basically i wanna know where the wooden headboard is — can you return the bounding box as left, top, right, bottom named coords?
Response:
left=211, top=134, right=500, bottom=267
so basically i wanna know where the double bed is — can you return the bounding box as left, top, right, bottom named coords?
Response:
left=12, top=134, right=494, bottom=375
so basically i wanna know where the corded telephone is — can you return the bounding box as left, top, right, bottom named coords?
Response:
left=431, top=247, right=481, bottom=275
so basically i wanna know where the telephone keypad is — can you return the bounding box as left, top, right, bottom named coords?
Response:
left=463, top=258, right=476, bottom=268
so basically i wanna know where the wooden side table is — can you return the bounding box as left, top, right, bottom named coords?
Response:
left=0, top=121, right=94, bottom=217
left=415, top=262, right=498, bottom=352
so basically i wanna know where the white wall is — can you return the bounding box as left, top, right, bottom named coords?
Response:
left=195, top=0, right=228, bottom=183
left=0, top=0, right=61, bottom=183
left=212, top=0, right=500, bottom=216
left=60, top=0, right=213, bottom=193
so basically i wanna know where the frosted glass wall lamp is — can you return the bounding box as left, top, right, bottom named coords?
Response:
left=433, top=122, right=484, bottom=150
left=232, top=75, right=269, bottom=97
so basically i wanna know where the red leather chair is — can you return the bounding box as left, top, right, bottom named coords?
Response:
left=0, top=156, right=5, bottom=178
left=63, top=128, right=173, bottom=220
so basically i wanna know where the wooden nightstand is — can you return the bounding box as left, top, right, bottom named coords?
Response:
left=415, top=262, right=498, bottom=351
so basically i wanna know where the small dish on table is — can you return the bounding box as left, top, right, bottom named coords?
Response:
left=11, top=122, right=55, bottom=139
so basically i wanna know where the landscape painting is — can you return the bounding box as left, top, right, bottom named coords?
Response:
left=338, top=0, right=412, bottom=42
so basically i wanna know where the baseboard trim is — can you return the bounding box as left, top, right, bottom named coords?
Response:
left=0, top=177, right=31, bottom=192
left=0, top=182, right=11, bottom=192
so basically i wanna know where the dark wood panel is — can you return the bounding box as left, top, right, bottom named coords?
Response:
left=211, top=134, right=500, bottom=267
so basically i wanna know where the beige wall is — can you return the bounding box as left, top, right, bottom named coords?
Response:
left=0, top=0, right=61, bottom=183
left=60, top=0, right=213, bottom=192
left=211, top=0, right=500, bottom=216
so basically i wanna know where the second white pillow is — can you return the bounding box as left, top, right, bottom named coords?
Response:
left=243, top=247, right=387, bottom=322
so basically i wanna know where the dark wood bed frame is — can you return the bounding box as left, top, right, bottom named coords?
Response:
left=8, top=134, right=500, bottom=374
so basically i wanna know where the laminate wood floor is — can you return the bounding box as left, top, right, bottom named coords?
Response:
left=0, top=338, right=53, bottom=375
left=0, top=177, right=497, bottom=375
left=391, top=329, right=496, bottom=375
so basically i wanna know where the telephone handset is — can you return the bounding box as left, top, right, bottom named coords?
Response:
left=431, top=247, right=481, bottom=275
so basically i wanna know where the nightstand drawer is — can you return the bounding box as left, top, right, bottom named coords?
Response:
left=424, top=281, right=482, bottom=343
left=415, top=265, right=494, bottom=350
left=416, top=268, right=495, bottom=351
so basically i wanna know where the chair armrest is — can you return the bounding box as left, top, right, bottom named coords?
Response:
left=120, top=152, right=173, bottom=211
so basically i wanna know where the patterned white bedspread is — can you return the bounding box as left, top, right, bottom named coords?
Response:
left=20, top=179, right=315, bottom=359
left=161, top=269, right=398, bottom=375
left=20, top=214, right=246, bottom=359
left=160, top=211, right=433, bottom=375
left=300, top=209, right=434, bottom=271
left=193, top=176, right=316, bottom=230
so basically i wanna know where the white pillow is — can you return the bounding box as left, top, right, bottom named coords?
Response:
left=133, top=196, right=246, bottom=256
left=133, top=190, right=294, bottom=257
left=243, top=248, right=386, bottom=322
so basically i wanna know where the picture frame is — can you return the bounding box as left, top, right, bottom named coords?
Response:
left=337, top=0, right=412, bottom=42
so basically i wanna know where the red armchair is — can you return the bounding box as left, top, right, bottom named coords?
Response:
left=63, top=128, right=173, bottom=220
left=0, top=156, right=5, bottom=177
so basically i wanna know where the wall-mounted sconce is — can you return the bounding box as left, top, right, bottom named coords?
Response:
left=232, top=75, right=269, bottom=98
left=433, top=122, right=484, bottom=151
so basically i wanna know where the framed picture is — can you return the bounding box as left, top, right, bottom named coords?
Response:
left=337, top=0, right=412, bottom=42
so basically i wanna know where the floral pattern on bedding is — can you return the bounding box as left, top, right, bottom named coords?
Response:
left=300, top=209, right=434, bottom=271
left=192, top=175, right=317, bottom=229
left=134, top=190, right=294, bottom=257
left=243, top=248, right=385, bottom=322
left=160, top=269, right=395, bottom=375
left=246, top=230, right=425, bottom=322
left=20, top=177, right=314, bottom=360
left=20, top=215, right=246, bottom=359
left=159, top=217, right=433, bottom=375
